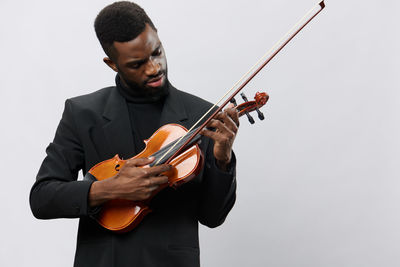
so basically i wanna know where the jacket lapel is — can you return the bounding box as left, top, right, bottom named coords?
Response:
left=102, top=87, right=136, bottom=160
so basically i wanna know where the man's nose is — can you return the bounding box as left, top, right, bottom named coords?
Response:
left=144, top=58, right=160, bottom=76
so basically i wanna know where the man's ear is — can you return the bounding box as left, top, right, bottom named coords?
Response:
left=103, top=57, right=118, bottom=72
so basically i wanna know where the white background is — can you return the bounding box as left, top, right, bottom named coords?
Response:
left=0, top=0, right=399, bottom=266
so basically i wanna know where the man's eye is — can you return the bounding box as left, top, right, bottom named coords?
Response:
left=129, top=63, right=141, bottom=69
left=153, top=48, right=162, bottom=56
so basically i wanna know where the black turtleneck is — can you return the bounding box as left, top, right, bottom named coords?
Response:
left=116, top=75, right=169, bottom=154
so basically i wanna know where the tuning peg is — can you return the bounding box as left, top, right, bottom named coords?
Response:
left=240, top=93, right=255, bottom=124
left=246, top=113, right=255, bottom=124
left=256, top=108, right=264, bottom=120
left=230, top=98, right=237, bottom=107
left=240, top=92, right=249, bottom=102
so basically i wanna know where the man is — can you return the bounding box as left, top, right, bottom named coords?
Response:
left=30, top=2, right=238, bottom=266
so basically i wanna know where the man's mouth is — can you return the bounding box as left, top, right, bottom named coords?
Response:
left=146, top=74, right=164, bottom=88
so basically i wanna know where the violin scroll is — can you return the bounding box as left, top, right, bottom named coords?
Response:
left=235, top=91, right=269, bottom=123
left=254, top=92, right=268, bottom=106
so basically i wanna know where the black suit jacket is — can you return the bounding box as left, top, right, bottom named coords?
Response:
left=30, top=84, right=236, bottom=267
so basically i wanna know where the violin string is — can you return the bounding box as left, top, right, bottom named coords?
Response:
left=154, top=1, right=323, bottom=166
left=150, top=126, right=199, bottom=161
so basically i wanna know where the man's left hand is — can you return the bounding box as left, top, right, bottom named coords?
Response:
left=200, top=103, right=239, bottom=171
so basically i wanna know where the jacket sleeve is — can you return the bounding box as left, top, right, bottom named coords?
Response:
left=198, top=140, right=237, bottom=228
left=30, top=99, right=94, bottom=219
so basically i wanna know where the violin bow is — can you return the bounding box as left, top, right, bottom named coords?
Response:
left=156, top=1, right=326, bottom=165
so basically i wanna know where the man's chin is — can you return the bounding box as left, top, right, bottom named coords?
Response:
left=141, top=79, right=169, bottom=98
left=144, top=80, right=164, bottom=91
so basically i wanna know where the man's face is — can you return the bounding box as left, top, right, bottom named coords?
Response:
left=105, top=24, right=168, bottom=95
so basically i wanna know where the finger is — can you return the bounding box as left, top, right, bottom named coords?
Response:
left=218, top=111, right=239, bottom=133
left=205, top=119, right=235, bottom=139
left=225, top=107, right=240, bottom=127
left=126, top=156, right=155, bottom=167
left=145, top=164, right=172, bottom=177
left=201, top=127, right=233, bottom=144
left=148, top=175, right=169, bottom=186
left=226, top=103, right=234, bottom=109
left=214, top=109, right=239, bottom=129
left=218, top=107, right=239, bottom=125
left=200, top=128, right=219, bottom=140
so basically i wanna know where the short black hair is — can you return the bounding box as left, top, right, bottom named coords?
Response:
left=94, top=1, right=156, bottom=58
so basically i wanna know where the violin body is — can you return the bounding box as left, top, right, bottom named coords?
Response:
left=88, top=123, right=203, bottom=233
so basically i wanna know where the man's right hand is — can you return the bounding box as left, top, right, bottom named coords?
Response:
left=88, top=157, right=171, bottom=207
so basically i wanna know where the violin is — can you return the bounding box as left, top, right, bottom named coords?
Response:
left=88, top=1, right=325, bottom=233
left=88, top=92, right=269, bottom=233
